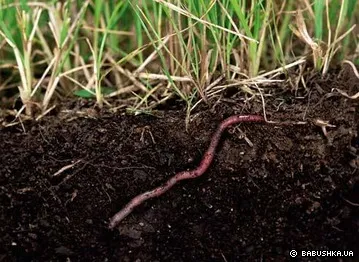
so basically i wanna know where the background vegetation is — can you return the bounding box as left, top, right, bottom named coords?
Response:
left=0, top=0, right=358, bottom=119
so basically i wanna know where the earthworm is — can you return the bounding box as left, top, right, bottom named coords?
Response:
left=109, top=114, right=265, bottom=229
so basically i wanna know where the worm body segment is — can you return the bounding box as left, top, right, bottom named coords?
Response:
left=109, top=114, right=265, bottom=229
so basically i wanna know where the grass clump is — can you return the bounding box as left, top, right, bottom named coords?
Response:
left=0, top=0, right=358, bottom=119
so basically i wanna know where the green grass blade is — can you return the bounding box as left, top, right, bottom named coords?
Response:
left=314, top=0, right=324, bottom=41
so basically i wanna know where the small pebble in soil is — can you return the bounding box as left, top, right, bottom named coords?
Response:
left=55, top=246, right=74, bottom=256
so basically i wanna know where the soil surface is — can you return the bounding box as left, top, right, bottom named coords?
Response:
left=0, top=67, right=358, bottom=261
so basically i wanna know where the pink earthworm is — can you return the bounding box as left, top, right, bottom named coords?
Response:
left=109, top=114, right=265, bottom=229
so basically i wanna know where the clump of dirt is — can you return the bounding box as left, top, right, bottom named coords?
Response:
left=0, top=67, right=358, bottom=261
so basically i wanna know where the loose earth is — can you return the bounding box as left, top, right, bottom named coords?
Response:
left=0, top=67, right=358, bottom=261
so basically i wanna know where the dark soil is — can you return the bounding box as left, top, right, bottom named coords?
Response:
left=0, top=67, right=358, bottom=261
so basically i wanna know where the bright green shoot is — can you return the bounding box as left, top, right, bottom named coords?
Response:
left=92, top=0, right=127, bottom=107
